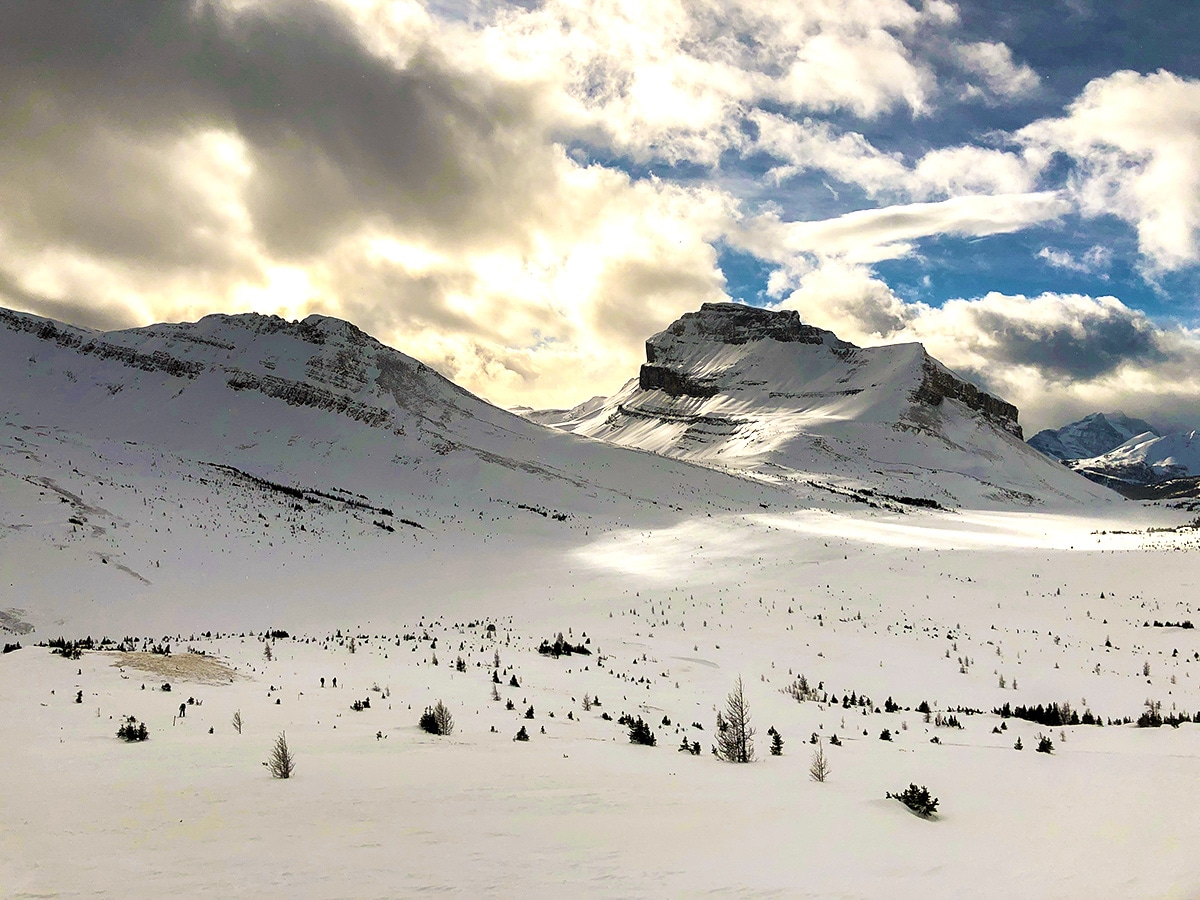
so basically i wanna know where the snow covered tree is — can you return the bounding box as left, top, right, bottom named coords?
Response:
left=716, top=676, right=755, bottom=763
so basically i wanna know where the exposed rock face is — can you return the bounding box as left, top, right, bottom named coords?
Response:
left=0, top=307, right=203, bottom=379
left=639, top=302, right=848, bottom=398
left=645, top=302, right=843, bottom=362
left=638, top=364, right=719, bottom=398
left=913, top=356, right=1022, bottom=439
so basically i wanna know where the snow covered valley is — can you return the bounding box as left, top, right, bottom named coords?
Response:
left=3, top=307, right=1200, bottom=897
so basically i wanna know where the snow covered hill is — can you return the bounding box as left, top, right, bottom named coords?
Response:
left=529, top=303, right=1111, bottom=507
left=1028, top=412, right=1160, bottom=461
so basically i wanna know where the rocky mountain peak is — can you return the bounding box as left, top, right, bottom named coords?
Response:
left=646, top=302, right=847, bottom=362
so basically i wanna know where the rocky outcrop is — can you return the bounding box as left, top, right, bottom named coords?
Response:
left=645, top=302, right=843, bottom=363
left=912, top=356, right=1021, bottom=438
left=638, top=363, right=719, bottom=398
left=0, top=308, right=203, bottom=378
left=226, top=370, right=394, bottom=428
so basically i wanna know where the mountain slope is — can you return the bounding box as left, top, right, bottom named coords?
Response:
left=1028, top=412, right=1160, bottom=461
left=534, top=303, right=1112, bottom=507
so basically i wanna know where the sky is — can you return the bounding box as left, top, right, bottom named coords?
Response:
left=2, top=0, right=1200, bottom=433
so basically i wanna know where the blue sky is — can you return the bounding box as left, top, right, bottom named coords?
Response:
left=1, top=0, right=1200, bottom=431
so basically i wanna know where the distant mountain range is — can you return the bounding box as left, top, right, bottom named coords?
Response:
left=1028, top=412, right=1160, bottom=461
left=1026, top=411, right=1200, bottom=499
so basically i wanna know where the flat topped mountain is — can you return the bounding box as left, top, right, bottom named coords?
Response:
left=537, top=303, right=1109, bottom=507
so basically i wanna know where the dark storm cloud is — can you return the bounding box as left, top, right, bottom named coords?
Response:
left=0, top=270, right=137, bottom=333
left=967, top=301, right=1167, bottom=381
left=0, top=0, right=548, bottom=266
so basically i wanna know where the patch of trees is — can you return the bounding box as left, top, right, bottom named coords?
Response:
left=1137, top=699, right=1195, bottom=728
left=1145, top=620, right=1195, bottom=629
left=537, top=632, right=591, bottom=658
left=515, top=502, right=569, bottom=521
left=889, top=784, right=938, bottom=817
left=994, top=701, right=1099, bottom=727
left=117, top=716, right=149, bottom=742
left=626, top=716, right=656, bottom=746
left=2, top=642, right=20, bottom=654
left=44, top=636, right=94, bottom=659
left=419, top=701, right=454, bottom=736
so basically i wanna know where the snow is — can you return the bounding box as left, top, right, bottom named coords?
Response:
left=3, top=306, right=1200, bottom=897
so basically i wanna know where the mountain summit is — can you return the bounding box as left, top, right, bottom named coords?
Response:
left=533, top=303, right=1109, bottom=506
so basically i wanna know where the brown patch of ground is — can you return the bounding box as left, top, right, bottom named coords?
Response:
left=107, top=650, right=243, bottom=684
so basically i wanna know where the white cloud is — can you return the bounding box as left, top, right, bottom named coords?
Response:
left=955, top=41, right=1040, bottom=100
left=737, top=192, right=1070, bottom=269
left=1037, top=245, right=1112, bottom=275
left=1020, top=70, right=1200, bottom=273
left=750, top=112, right=1044, bottom=201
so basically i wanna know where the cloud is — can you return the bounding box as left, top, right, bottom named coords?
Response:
left=1020, top=70, right=1200, bottom=273
left=1037, top=245, right=1112, bottom=275
left=738, top=192, right=1070, bottom=270
left=954, top=41, right=1040, bottom=100
left=750, top=112, right=1044, bottom=202
left=773, top=262, right=1200, bottom=431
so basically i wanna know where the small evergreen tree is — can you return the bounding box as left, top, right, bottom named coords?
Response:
left=809, top=739, right=830, bottom=782
left=628, top=716, right=656, bottom=746
left=232, top=710, right=243, bottom=735
left=889, top=783, right=938, bottom=817
left=768, top=726, right=784, bottom=756
left=117, top=716, right=149, bottom=742
left=1036, top=733, right=1054, bottom=754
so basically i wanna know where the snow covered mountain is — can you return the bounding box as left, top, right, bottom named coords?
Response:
left=528, top=303, right=1111, bottom=507
left=1070, top=430, right=1200, bottom=487
left=0, top=305, right=789, bottom=517
left=1028, top=412, right=1160, bottom=461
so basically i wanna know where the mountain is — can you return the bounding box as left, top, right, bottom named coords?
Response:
left=0, top=305, right=788, bottom=515
left=1069, top=430, right=1200, bottom=495
left=527, top=303, right=1112, bottom=507
left=1028, top=412, right=1160, bottom=460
